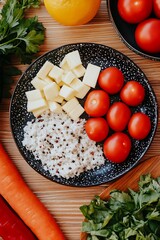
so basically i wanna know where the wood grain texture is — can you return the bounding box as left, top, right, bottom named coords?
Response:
left=0, top=1, right=160, bottom=239
left=81, top=155, right=160, bottom=240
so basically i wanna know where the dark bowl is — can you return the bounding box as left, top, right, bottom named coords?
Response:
left=107, top=0, right=160, bottom=61
left=10, top=43, right=158, bottom=187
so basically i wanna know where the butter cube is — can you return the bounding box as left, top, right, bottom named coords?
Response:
left=43, top=82, right=60, bottom=101
left=26, top=89, right=44, bottom=101
left=70, top=78, right=84, bottom=93
left=48, top=101, right=62, bottom=113
left=75, top=84, right=90, bottom=99
left=48, top=65, right=64, bottom=84
left=27, top=99, right=47, bottom=112
left=54, top=95, right=64, bottom=104
left=62, top=71, right=76, bottom=85
left=62, top=97, right=79, bottom=114
left=66, top=50, right=82, bottom=69
left=32, top=106, right=49, bottom=117
left=60, top=57, right=70, bottom=72
left=37, top=61, right=54, bottom=79
left=68, top=103, right=84, bottom=121
left=59, top=85, right=76, bottom=101
left=31, top=77, right=47, bottom=90
left=83, top=63, right=101, bottom=88
left=44, top=76, right=54, bottom=84
left=72, top=65, right=86, bottom=78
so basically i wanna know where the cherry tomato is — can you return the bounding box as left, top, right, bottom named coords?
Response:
left=106, top=102, right=131, bottom=131
left=128, top=112, right=151, bottom=140
left=118, top=0, right=153, bottom=24
left=84, top=90, right=110, bottom=117
left=98, top=67, right=124, bottom=94
left=85, top=118, right=109, bottom=142
left=153, top=0, right=160, bottom=18
left=135, top=18, right=160, bottom=53
left=103, top=132, right=131, bottom=163
left=120, top=81, right=145, bottom=106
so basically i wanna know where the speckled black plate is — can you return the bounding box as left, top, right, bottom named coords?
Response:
left=107, top=0, right=160, bottom=61
left=10, top=43, right=158, bottom=187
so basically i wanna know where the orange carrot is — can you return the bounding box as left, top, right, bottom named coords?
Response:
left=0, top=143, right=66, bottom=240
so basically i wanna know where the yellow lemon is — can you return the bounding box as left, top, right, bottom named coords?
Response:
left=44, top=0, right=101, bottom=26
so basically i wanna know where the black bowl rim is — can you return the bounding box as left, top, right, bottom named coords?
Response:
left=9, top=42, right=158, bottom=187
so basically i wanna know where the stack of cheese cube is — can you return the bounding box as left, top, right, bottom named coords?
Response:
left=26, top=50, right=101, bottom=121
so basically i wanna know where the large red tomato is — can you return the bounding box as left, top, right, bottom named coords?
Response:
left=128, top=112, right=151, bottom=140
left=120, top=81, right=145, bottom=106
left=135, top=18, right=160, bottom=53
left=118, top=0, right=153, bottom=24
left=106, top=102, right=131, bottom=131
left=153, top=0, right=160, bottom=18
left=98, top=67, right=124, bottom=94
left=84, top=90, right=110, bottom=117
left=103, top=132, right=131, bottom=163
left=85, top=118, right=109, bottom=142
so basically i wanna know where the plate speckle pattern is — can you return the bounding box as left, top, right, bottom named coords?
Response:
left=10, top=43, right=158, bottom=187
left=107, top=0, right=160, bottom=61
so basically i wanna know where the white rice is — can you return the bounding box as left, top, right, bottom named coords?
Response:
left=22, top=111, right=106, bottom=179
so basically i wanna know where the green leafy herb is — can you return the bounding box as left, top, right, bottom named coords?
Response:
left=80, top=174, right=160, bottom=240
left=0, top=0, right=45, bottom=99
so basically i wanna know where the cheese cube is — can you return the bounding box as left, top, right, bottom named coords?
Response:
left=25, top=89, right=44, bottom=101
left=32, top=106, right=49, bottom=117
left=48, top=101, right=62, bottom=113
left=66, top=50, right=82, bottom=69
left=48, top=65, right=64, bottom=84
left=44, top=76, right=54, bottom=84
left=83, top=63, right=101, bottom=88
left=68, top=103, right=84, bottom=121
left=31, top=77, right=47, bottom=90
left=62, top=71, right=76, bottom=85
left=54, top=95, right=64, bottom=104
left=37, top=61, right=54, bottom=79
left=27, top=99, right=47, bottom=112
left=75, top=84, right=90, bottom=99
left=59, top=85, right=76, bottom=101
left=43, top=82, right=60, bottom=101
left=59, top=57, right=70, bottom=72
left=62, top=97, right=79, bottom=114
left=70, top=78, right=87, bottom=93
left=72, top=65, right=86, bottom=78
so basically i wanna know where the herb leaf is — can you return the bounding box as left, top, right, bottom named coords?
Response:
left=0, top=0, right=45, bottom=99
left=80, top=174, right=160, bottom=240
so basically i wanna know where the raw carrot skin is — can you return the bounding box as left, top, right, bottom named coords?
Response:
left=0, top=195, right=37, bottom=240
left=0, top=143, right=66, bottom=240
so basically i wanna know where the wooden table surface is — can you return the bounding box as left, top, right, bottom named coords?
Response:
left=0, top=1, right=160, bottom=239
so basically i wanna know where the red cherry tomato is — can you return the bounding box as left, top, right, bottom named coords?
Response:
left=153, top=0, right=160, bottom=18
left=85, top=118, right=109, bottom=142
left=84, top=90, right=110, bottom=117
left=120, top=81, right=145, bottom=106
left=128, top=112, right=151, bottom=140
left=106, top=102, right=131, bottom=131
left=135, top=18, right=160, bottom=53
left=118, top=0, right=153, bottom=24
left=98, top=67, right=124, bottom=94
left=103, top=132, right=131, bottom=163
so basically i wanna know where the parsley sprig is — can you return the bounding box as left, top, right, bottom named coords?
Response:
left=0, top=0, right=45, bottom=99
left=80, top=174, right=160, bottom=240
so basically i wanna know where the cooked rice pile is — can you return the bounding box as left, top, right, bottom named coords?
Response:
left=22, top=111, right=105, bottom=179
